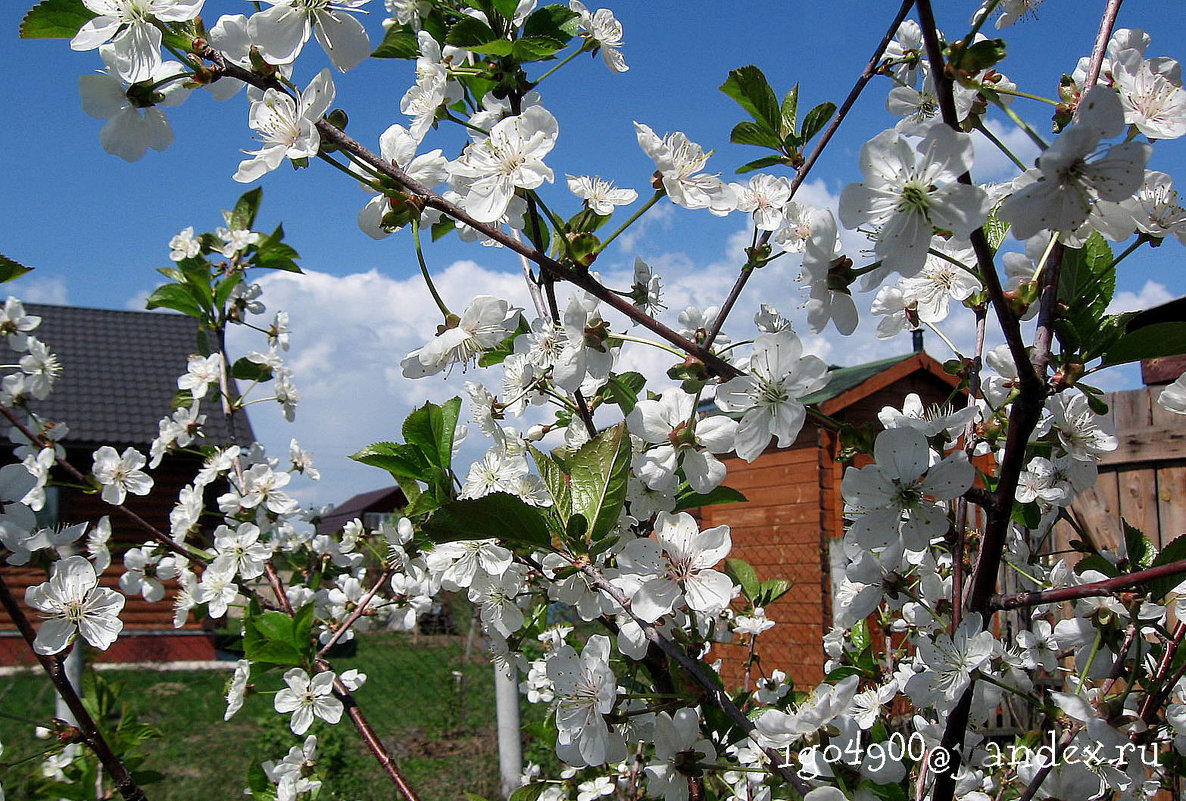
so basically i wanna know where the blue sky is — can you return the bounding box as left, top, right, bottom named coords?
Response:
left=1, top=1, right=1183, bottom=505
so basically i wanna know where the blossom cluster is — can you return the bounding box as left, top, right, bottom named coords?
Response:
left=6, top=2, right=1186, bottom=801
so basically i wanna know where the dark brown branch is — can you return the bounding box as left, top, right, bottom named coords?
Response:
left=992, top=558, right=1186, bottom=610
left=0, top=573, right=150, bottom=801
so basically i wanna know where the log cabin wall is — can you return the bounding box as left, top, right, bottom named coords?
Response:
left=0, top=450, right=219, bottom=666
left=700, top=353, right=963, bottom=691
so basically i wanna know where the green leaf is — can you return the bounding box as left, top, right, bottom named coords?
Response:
left=800, top=101, right=837, bottom=143
left=20, top=0, right=95, bottom=38
left=470, top=38, right=514, bottom=56
left=982, top=208, right=1010, bottom=252
left=603, top=371, right=645, bottom=414
left=447, top=16, right=501, bottom=48
left=564, top=420, right=630, bottom=545
left=372, top=22, right=421, bottom=58
left=231, top=356, right=272, bottom=382
left=254, top=226, right=302, bottom=272
left=403, top=398, right=462, bottom=472
left=350, top=441, right=433, bottom=481
left=0, top=253, right=34, bottom=283
left=735, top=154, right=787, bottom=174
left=673, top=484, right=747, bottom=511
left=522, top=5, right=580, bottom=40
left=724, top=558, right=760, bottom=600
left=214, top=273, right=245, bottom=311
left=1075, top=553, right=1120, bottom=578
left=729, top=120, right=783, bottom=150
left=513, top=35, right=568, bottom=61
left=779, top=84, right=799, bottom=138
left=509, top=784, right=547, bottom=801
left=567, top=422, right=631, bottom=545
left=421, top=492, right=552, bottom=548
left=241, top=609, right=310, bottom=666
left=492, top=0, right=522, bottom=21
left=144, top=283, right=208, bottom=319
left=720, top=65, right=782, bottom=133
left=528, top=445, right=571, bottom=522
left=1101, top=322, right=1186, bottom=367
left=1058, top=233, right=1114, bottom=341
left=757, top=578, right=792, bottom=606
left=1123, top=520, right=1157, bottom=571
left=567, top=208, right=612, bottom=234
left=954, top=38, right=1008, bottom=73
left=228, top=187, right=263, bottom=232
left=1147, top=532, right=1186, bottom=601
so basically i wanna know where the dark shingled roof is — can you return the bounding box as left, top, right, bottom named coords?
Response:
left=317, top=486, right=406, bottom=534
left=2, top=303, right=251, bottom=448
left=798, top=353, right=916, bottom=407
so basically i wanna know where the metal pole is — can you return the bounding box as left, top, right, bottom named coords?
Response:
left=494, top=660, right=522, bottom=799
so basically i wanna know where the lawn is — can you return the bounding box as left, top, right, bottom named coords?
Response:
left=0, top=631, right=504, bottom=801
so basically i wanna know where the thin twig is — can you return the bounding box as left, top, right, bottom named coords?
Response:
left=990, top=558, right=1186, bottom=610
left=0, top=573, right=150, bottom=801
left=703, top=0, right=916, bottom=350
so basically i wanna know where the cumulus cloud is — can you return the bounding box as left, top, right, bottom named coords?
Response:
left=1108, top=280, right=1174, bottom=314
left=226, top=261, right=536, bottom=506
left=19, top=276, right=69, bottom=305
left=972, top=118, right=1041, bottom=182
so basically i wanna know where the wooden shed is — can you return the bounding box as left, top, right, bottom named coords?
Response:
left=700, top=350, right=962, bottom=688
left=0, top=303, right=250, bottom=666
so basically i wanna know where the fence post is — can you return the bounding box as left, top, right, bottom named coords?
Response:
left=494, top=660, right=522, bottom=799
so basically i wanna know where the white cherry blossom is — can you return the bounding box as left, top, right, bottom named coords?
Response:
left=248, top=0, right=371, bottom=72
left=450, top=106, right=559, bottom=224
left=71, top=0, right=204, bottom=83
left=616, top=511, right=734, bottom=622
left=234, top=70, right=336, bottom=183
left=999, top=87, right=1152, bottom=240
left=274, top=668, right=344, bottom=735
left=715, top=330, right=829, bottom=462
left=26, top=555, right=124, bottom=654
left=839, top=122, right=990, bottom=276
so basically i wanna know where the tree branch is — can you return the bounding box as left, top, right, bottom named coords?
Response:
left=0, top=573, right=150, bottom=801
left=991, top=558, right=1186, bottom=610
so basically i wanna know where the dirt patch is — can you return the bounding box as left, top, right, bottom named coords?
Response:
left=387, top=729, right=497, bottom=760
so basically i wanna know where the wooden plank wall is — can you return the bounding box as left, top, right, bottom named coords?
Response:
left=701, top=429, right=827, bottom=688
left=1065, top=387, right=1186, bottom=554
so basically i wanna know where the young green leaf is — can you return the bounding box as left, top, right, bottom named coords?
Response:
left=421, top=492, right=552, bottom=548
left=567, top=422, right=631, bottom=545
left=19, top=0, right=95, bottom=38
left=800, top=101, right=837, bottom=144
left=228, top=187, right=264, bottom=232
left=780, top=84, right=799, bottom=138
left=372, top=22, right=421, bottom=58
left=0, top=253, right=35, bottom=283
left=720, top=65, right=782, bottom=133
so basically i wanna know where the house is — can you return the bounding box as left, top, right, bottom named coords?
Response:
left=315, top=485, right=407, bottom=535
left=698, top=348, right=964, bottom=688
left=0, top=303, right=251, bottom=665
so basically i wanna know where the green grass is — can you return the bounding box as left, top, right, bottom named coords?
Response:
left=0, top=632, right=503, bottom=801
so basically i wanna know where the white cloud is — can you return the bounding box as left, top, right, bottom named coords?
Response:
left=19, top=276, right=69, bottom=305
left=1108, top=280, right=1174, bottom=314
left=972, top=118, right=1041, bottom=182
left=227, top=262, right=535, bottom=506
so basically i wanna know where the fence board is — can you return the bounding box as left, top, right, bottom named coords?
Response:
left=1118, top=467, right=1161, bottom=546
left=1158, top=465, right=1186, bottom=550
